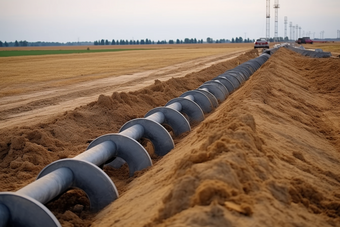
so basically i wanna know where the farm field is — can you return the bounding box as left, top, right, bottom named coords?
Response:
left=0, top=43, right=340, bottom=226
left=0, top=48, right=146, bottom=57
left=0, top=43, right=253, bottom=97
left=303, top=42, right=340, bottom=55
left=0, top=43, right=253, bottom=128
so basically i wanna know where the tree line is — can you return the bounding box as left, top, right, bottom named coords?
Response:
left=0, top=37, right=260, bottom=47
left=93, top=37, right=257, bottom=45
left=94, top=38, right=207, bottom=45
left=0, top=40, right=93, bottom=47
left=231, top=37, right=255, bottom=43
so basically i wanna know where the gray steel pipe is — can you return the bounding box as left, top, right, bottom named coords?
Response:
left=166, top=102, right=182, bottom=112
left=74, top=140, right=117, bottom=166
left=119, top=124, right=145, bottom=141
left=0, top=50, right=273, bottom=227
left=0, top=141, right=119, bottom=227
left=16, top=168, right=73, bottom=205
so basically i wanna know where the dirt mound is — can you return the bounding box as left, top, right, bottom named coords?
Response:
left=2, top=47, right=339, bottom=226
left=92, top=47, right=340, bottom=227
left=0, top=50, right=258, bottom=226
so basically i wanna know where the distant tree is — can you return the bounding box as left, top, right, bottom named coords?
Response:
left=238, top=37, right=243, bottom=43
left=136, top=40, right=140, bottom=45
left=200, top=39, right=203, bottom=43
left=235, top=37, right=239, bottom=43
left=100, top=39, right=104, bottom=45
left=4, top=41, right=8, bottom=47
left=284, top=36, right=289, bottom=41
left=111, top=39, right=116, bottom=45
left=176, top=39, right=180, bottom=44
left=169, top=40, right=174, bottom=44
left=105, top=40, right=109, bottom=45
left=14, top=40, right=19, bottom=46
left=0, top=41, right=3, bottom=47
left=18, top=40, right=28, bottom=46
left=206, top=37, right=213, bottom=43
left=140, top=39, right=145, bottom=44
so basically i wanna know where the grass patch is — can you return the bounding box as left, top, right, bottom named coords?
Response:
left=306, top=42, right=340, bottom=53
left=0, top=48, right=147, bottom=57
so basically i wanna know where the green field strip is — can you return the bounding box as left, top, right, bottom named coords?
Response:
left=0, top=48, right=148, bottom=57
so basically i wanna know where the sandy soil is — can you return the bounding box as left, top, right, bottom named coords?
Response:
left=91, top=48, right=340, bottom=227
left=0, top=47, right=340, bottom=227
left=0, top=50, right=245, bottom=129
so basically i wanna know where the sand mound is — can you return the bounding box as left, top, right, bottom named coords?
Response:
left=92, top=48, right=340, bottom=227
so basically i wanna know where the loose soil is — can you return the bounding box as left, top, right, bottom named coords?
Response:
left=0, top=46, right=340, bottom=227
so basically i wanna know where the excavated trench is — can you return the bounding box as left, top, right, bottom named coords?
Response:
left=1, top=46, right=340, bottom=227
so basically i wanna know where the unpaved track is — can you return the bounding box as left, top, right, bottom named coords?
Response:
left=0, top=50, right=244, bottom=129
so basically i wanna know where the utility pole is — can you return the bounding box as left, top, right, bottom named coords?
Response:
left=266, top=0, right=270, bottom=39
left=284, top=16, right=287, bottom=40
left=296, top=24, right=298, bottom=40
left=274, top=0, right=280, bottom=42
left=320, top=31, right=324, bottom=39
left=299, top=27, right=301, bottom=38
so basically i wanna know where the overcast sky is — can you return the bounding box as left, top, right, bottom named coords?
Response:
left=0, top=0, right=339, bottom=42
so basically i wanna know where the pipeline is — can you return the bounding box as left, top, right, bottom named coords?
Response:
left=0, top=52, right=271, bottom=227
left=285, top=44, right=332, bottom=58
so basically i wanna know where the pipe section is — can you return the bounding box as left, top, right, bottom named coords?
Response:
left=285, top=45, right=331, bottom=58
left=0, top=52, right=272, bottom=227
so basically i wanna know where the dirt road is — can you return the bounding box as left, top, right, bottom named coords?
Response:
left=0, top=50, right=244, bottom=129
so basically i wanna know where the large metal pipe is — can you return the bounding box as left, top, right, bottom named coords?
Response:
left=16, top=168, right=73, bottom=205
left=74, top=140, right=117, bottom=166
left=0, top=52, right=273, bottom=227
